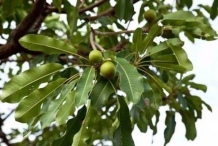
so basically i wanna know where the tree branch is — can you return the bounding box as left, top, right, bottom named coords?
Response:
left=0, top=0, right=46, bottom=60
left=79, top=0, right=109, bottom=14
left=111, top=40, right=127, bottom=52
left=10, top=0, right=46, bottom=41
left=0, top=0, right=141, bottom=60
left=85, top=7, right=114, bottom=21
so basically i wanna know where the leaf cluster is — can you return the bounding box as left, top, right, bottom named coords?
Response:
left=0, top=0, right=217, bottom=145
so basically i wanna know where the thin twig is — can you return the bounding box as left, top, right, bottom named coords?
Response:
left=79, top=0, right=109, bottom=14
left=0, top=117, right=12, bottom=146
left=85, top=7, right=114, bottom=21
left=0, top=0, right=46, bottom=60
left=90, top=31, right=97, bottom=50
left=111, top=40, right=127, bottom=52
left=2, top=109, right=15, bottom=121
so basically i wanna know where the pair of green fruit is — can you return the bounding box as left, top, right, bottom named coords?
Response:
left=89, top=50, right=116, bottom=79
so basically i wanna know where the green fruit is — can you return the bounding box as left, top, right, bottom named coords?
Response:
left=89, top=50, right=103, bottom=63
left=144, top=9, right=156, bottom=23
left=100, top=61, right=116, bottom=79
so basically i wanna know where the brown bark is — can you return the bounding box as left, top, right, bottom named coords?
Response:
left=0, top=0, right=46, bottom=60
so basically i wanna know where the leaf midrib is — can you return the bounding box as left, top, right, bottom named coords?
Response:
left=4, top=68, right=62, bottom=99
left=21, top=40, right=75, bottom=55
left=18, top=82, right=64, bottom=120
left=77, top=68, right=94, bottom=105
left=94, top=81, right=109, bottom=107
left=118, top=62, right=134, bottom=100
left=167, top=42, right=182, bottom=65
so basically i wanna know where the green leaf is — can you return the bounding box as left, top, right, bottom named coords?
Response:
left=19, top=34, right=76, bottom=55
left=145, top=38, right=184, bottom=57
left=116, top=58, right=144, bottom=104
left=132, top=28, right=143, bottom=53
left=167, top=42, right=193, bottom=71
left=113, top=97, right=135, bottom=146
left=114, top=0, right=134, bottom=22
left=15, top=78, right=66, bottom=123
left=98, top=16, right=113, bottom=26
left=130, top=105, right=141, bottom=123
left=72, top=100, right=97, bottom=146
left=131, top=106, right=148, bottom=133
left=53, top=0, right=62, bottom=12
left=0, top=63, right=63, bottom=103
left=64, top=1, right=79, bottom=33
left=40, top=79, right=78, bottom=128
left=181, top=74, right=195, bottom=83
left=164, top=111, right=176, bottom=146
left=180, top=110, right=197, bottom=140
left=147, top=78, right=162, bottom=105
left=52, top=106, right=87, bottom=146
left=56, top=79, right=78, bottom=123
left=198, top=24, right=217, bottom=37
left=142, top=24, right=162, bottom=53
left=154, top=54, right=177, bottom=63
left=74, top=67, right=95, bottom=107
left=24, top=114, right=43, bottom=137
left=202, top=101, right=212, bottom=112
left=153, top=111, right=160, bottom=135
left=184, top=32, right=195, bottom=43
left=210, top=0, right=218, bottom=19
left=153, top=63, right=187, bottom=73
left=142, top=69, right=172, bottom=93
left=90, top=78, right=114, bottom=109
left=188, top=82, right=207, bottom=92
left=2, top=0, right=22, bottom=18
left=56, top=91, right=76, bottom=125
left=178, top=93, right=188, bottom=110
left=186, top=0, right=193, bottom=8
left=186, top=95, right=212, bottom=116
left=162, top=11, right=195, bottom=26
